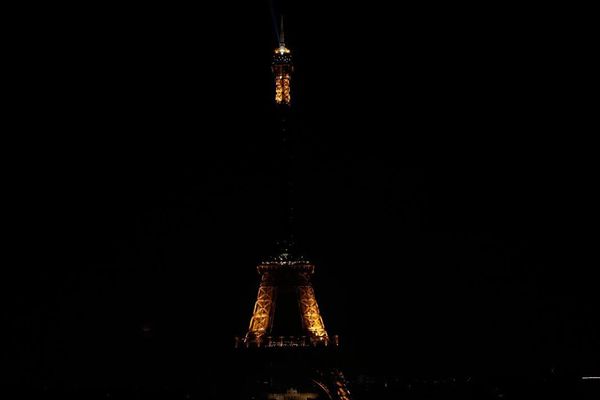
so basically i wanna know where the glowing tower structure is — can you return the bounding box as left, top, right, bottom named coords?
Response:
left=233, top=18, right=352, bottom=400
left=238, top=248, right=333, bottom=348
left=237, top=17, right=332, bottom=352
left=272, top=19, right=293, bottom=106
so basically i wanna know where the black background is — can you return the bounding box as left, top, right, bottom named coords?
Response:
left=5, top=0, right=597, bottom=390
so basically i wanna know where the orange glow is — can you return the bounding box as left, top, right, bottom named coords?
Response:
left=298, top=286, right=328, bottom=339
left=243, top=259, right=331, bottom=347
left=275, top=45, right=291, bottom=55
left=247, top=286, right=275, bottom=340
left=275, top=74, right=291, bottom=105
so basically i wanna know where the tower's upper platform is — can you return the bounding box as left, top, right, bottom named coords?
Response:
left=258, top=240, right=313, bottom=274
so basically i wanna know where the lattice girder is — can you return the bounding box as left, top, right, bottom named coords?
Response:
left=247, top=286, right=275, bottom=340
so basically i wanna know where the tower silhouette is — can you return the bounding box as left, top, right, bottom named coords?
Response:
left=233, top=17, right=352, bottom=400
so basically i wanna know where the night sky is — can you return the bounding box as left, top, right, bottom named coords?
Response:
left=6, top=0, right=597, bottom=389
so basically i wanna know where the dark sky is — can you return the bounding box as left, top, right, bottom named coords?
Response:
left=5, top=0, right=597, bottom=389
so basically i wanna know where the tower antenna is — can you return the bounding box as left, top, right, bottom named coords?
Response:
left=279, top=15, right=285, bottom=47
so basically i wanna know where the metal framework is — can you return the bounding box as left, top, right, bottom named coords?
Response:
left=298, top=286, right=328, bottom=339
left=240, top=256, right=332, bottom=348
left=247, top=286, right=275, bottom=341
left=272, top=19, right=293, bottom=106
left=233, top=17, right=353, bottom=400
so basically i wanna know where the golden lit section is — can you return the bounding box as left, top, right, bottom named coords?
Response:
left=298, top=286, right=329, bottom=340
left=247, top=286, right=275, bottom=340
left=275, top=45, right=291, bottom=55
left=242, top=257, right=332, bottom=347
left=272, top=41, right=292, bottom=105
left=275, top=74, right=291, bottom=105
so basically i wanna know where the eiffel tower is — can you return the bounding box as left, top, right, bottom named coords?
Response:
left=233, top=18, right=352, bottom=400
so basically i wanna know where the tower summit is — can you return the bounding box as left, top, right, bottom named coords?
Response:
left=273, top=15, right=295, bottom=245
left=272, top=17, right=293, bottom=106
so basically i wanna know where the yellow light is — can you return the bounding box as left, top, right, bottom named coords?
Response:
left=275, top=45, right=291, bottom=54
left=247, top=286, right=275, bottom=341
left=274, top=75, right=291, bottom=105
left=298, top=286, right=328, bottom=339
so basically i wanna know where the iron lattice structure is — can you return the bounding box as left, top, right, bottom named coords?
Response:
left=234, top=248, right=352, bottom=400
left=272, top=26, right=293, bottom=105
left=237, top=251, right=332, bottom=348
left=232, top=18, right=353, bottom=400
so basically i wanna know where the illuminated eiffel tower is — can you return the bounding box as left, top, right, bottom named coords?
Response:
left=233, top=18, right=352, bottom=400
